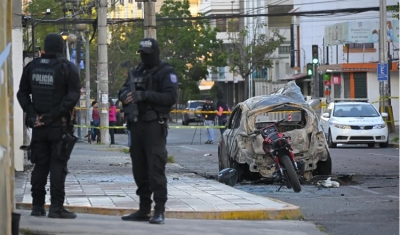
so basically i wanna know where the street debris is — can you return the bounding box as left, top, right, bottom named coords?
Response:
left=204, top=153, right=212, bottom=156
left=109, top=162, right=131, bottom=167
left=316, top=177, right=340, bottom=189
left=218, top=168, right=238, bottom=187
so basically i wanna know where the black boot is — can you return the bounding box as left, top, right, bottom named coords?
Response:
left=48, top=206, right=77, bottom=219
left=121, top=210, right=151, bottom=221
left=31, top=205, right=46, bottom=216
left=149, top=211, right=165, bottom=224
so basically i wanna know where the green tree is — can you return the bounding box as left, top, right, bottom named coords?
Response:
left=388, top=3, right=399, bottom=19
left=225, top=21, right=285, bottom=99
left=157, top=0, right=226, bottom=82
left=107, top=22, right=143, bottom=96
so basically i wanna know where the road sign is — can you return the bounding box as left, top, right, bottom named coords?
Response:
left=377, top=63, right=388, bottom=81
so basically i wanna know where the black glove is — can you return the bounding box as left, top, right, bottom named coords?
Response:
left=131, top=91, right=147, bottom=102
left=25, top=105, right=37, bottom=128
left=119, top=89, right=130, bottom=103
left=39, top=113, right=53, bottom=126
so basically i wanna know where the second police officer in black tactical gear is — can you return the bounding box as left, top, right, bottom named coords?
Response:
left=119, top=38, right=178, bottom=224
left=17, top=33, right=81, bottom=219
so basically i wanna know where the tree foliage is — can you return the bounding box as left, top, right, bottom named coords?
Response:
left=157, top=0, right=226, bottom=82
left=388, top=3, right=399, bottom=19
left=107, top=23, right=143, bottom=96
left=225, top=22, right=285, bottom=98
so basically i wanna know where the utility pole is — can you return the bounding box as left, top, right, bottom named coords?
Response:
left=143, top=0, right=157, bottom=39
left=85, top=29, right=91, bottom=136
left=97, top=0, right=109, bottom=144
left=378, top=0, right=388, bottom=114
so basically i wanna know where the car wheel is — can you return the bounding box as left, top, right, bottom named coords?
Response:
left=367, top=143, right=376, bottom=148
left=218, top=144, right=230, bottom=171
left=328, top=130, right=337, bottom=148
left=314, top=153, right=332, bottom=176
left=379, top=140, right=389, bottom=148
left=229, top=157, right=244, bottom=182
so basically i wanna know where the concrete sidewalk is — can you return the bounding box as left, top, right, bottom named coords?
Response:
left=17, top=210, right=326, bottom=235
left=15, top=143, right=301, bottom=220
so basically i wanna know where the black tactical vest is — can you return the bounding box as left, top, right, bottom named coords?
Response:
left=29, top=57, right=70, bottom=115
left=134, top=62, right=175, bottom=115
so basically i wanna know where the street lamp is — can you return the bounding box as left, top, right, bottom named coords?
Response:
left=60, top=31, right=69, bottom=41
left=60, top=31, right=69, bottom=57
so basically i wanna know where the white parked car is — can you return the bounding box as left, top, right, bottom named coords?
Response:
left=320, top=100, right=389, bottom=148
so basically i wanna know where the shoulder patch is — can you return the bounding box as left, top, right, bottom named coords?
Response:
left=170, top=74, right=177, bottom=83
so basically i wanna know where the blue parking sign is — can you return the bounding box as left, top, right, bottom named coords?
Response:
left=377, top=63, right=388, bottom=81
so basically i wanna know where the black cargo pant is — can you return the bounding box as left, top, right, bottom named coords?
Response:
left=129, top=118, right=168, bottom=212
left=30, top=126, right=68, bottom=208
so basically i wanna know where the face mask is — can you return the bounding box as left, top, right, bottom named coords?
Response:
left=140, top=53, right=158, bottom=68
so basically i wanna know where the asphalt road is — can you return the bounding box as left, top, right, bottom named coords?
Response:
left=156, top=125, right=399, bottom=235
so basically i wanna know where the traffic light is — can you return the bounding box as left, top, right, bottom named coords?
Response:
left=312, top=45, right=319, bottom=64
left=306, top=63, right=313, bottom=76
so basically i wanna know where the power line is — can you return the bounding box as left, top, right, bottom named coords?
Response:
left=35, top=6, right=388, bottom=25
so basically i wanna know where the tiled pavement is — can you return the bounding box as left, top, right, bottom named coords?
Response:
left=17, top=172, right=290, bottom=212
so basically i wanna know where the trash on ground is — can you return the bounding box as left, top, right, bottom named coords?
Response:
left=204, top=153, right=212, bottom=156
left=316, top=177, right=340, bottom=189
left=109, top=163, right=122, bottom=166
left=217, top=168, right=238, bottom=187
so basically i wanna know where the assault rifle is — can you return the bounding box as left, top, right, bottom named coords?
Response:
left=124, top=68, right=139, bottom=123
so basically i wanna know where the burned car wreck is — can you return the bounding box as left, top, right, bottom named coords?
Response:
left=218, top=81, right=332, bottom=182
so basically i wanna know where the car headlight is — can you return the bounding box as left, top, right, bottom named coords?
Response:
left=373, top=123, right=386, bottom=129
left=333, top=123, right=351, bottom=129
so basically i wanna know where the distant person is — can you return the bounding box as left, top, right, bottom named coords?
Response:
left=108, top=99, right=117, bottom=145
left=91, top=101, right=100, bottom=143
left=215, top=92, right=230, bottom=135
left=202, top=96, right=216, bottom=144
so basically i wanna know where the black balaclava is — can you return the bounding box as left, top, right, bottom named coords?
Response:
left=44, top=33, right=65, bottom=55
left=138, top=38, right=160, bottom=69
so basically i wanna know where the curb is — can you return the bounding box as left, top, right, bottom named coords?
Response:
left=388, top=143, right=399, bottom=148
left=16, top=202, right=302, bottom=220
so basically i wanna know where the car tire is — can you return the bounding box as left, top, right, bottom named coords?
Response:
left=229, top=157, right=244, bottom=182
left=367, top=143, right=376, bottom=148
left=328, top=130, right=337, bottom=148
left=314, top=154, right=332, bottom=176
left=218, top=144, right=230, bottom=171
left=379, top=140, right=389, bottom=148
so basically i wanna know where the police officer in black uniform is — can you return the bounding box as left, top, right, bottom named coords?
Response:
left=119, top=38, right=178, bottom=224
left=17, top=33, right=81, bottom=219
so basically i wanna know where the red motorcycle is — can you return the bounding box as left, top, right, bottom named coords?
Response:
left=249, top=119, right=305, bottom=193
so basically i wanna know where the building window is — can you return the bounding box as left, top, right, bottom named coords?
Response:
left=227, top=18, right=239, bottom=32
left=216, top=18, right=227, bottom=32
left=128, top=0, right=132, bottom=3
left=252, top=68, right=268, bottom=79
left=348, top=43, right=374, bottom=49
left=267, top=5, right=293, bottom=28
left=120, top=0, right=124, bottom=5
left=278, top=45, right=291, bottom=54
left=218, top=67, right=225, bottom=80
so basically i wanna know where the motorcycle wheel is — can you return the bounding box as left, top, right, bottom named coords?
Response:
left=281, top=155, right=302, bottom=193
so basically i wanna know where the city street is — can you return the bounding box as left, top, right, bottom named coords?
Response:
left=160, top=125, right=399, bottom=235
left=15, top=125, right=399, bottom=235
